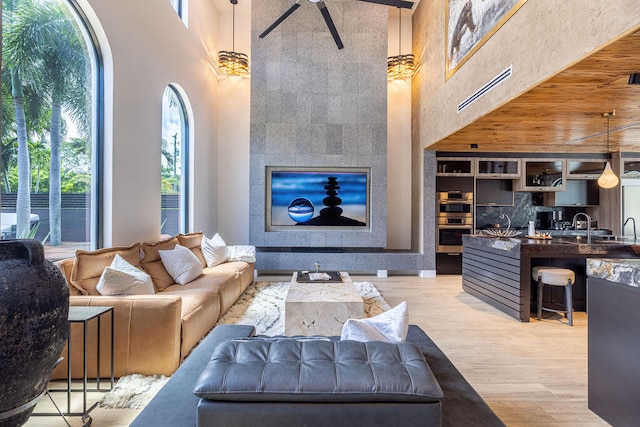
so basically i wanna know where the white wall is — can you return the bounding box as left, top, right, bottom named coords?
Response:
left=215, top=4, right=251, bottom=245
left=78, top=0, right=221, bottom=246
left=387, top=10, right=413, bottom=250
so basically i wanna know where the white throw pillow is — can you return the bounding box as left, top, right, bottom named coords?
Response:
left=159, top=244, right=203, bottom=285
left=228, top=245, right=256, bottom=263
left=340, top=301, right=409, bottom=342
left=201, top=233, right=229, bottom=267
left=96, top=254, right=155, bottom=296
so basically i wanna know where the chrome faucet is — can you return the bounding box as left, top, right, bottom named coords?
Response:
left=624, top=217, right=637, bottom=241
left=572, top=213, right=592, bottom=243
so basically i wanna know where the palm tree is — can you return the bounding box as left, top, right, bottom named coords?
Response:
left=1, top=78, right=17, bottom=193
left=9, top=69, right=32, bottom=237
left=3, top=0, right=36, bottom=237
left=29, top=140, right=49, bottom=193
left=4, top=0, right=89, bottom=245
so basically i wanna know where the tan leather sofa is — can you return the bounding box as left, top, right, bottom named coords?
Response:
left=51, top=232, right=254, bottom=379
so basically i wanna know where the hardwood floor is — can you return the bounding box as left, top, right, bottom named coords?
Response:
left=26, top=274, right=608, bottom=426
left=371, top=274, right=607, bottom=427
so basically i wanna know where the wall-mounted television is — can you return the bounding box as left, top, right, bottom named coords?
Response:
left=266, top=166, right=371, bottom=231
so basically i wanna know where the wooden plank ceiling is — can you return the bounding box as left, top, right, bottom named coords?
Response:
left=430, top=30, right=640, bottom=154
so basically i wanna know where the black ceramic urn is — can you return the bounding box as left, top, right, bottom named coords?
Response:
left=0, top=240, right=69, bottom=426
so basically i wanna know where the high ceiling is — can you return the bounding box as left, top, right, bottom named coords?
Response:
left=430, top=30, right=640, bottom=154
left=214, top=2, right=639, bottom=155
left=211, top=0, right=420, bottom=16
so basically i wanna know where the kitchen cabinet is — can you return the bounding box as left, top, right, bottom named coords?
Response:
left=436, top=158, right=474, bottom=176
left=622, top=180, right=640, bottom=238
left=622, top=158, right=640, bottom=178
left=567, top=159, right=606, bottom=179
left=515, top=159, right=566, bottom=192
left=475, top=158, right=520, bottom=178
left=475, top=179, right=514, bottom=206
left=543, top=179, right=599, bottom=206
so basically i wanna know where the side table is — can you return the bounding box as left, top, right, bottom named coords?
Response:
left=35, top=306, right=114, bottom=424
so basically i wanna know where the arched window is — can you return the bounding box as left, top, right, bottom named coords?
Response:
left=161, top=85, right=189, bottom=236
left=1, top=0, right=102, bottom=258
left=170, top=0, right=188, bottom=25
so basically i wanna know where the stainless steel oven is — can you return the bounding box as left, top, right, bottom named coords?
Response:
left=437, top=192, right=473, bottom=217
left=436, top=217, right=474, bottom=253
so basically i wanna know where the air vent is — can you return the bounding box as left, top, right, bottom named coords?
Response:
left=457, top=65, right=513, bottom=113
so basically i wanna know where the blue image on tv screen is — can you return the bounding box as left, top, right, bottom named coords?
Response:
left=271, top=171, right=368, bottom=226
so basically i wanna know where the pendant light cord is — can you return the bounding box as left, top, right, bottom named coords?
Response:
left=607, top=113, right=610, bottom=152
left=232, top=2, right=236, bottom=52
left=398, top=8, right=402, bottom=56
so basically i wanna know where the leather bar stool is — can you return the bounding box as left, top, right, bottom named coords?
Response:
left=532, top=266, right=575, bottom=326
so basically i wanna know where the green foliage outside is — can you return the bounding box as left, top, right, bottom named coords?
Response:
left=2, top=0, right=92, bottom=243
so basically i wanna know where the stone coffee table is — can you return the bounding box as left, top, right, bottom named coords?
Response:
left=285, top=271, right=365, bottom=336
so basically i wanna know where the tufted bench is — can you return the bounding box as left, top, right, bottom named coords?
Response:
left=193, top=337, right=444, bottom=427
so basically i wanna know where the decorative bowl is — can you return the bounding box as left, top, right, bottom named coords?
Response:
left=482, top=228, right=522, bottom=238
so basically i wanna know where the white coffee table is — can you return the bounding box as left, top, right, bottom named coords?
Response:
left=285, top=271, right=365, bottom=336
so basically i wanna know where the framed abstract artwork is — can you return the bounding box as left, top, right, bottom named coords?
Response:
left=446, top=0, right=528, bottom=79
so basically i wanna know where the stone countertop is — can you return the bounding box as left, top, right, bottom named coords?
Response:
left=463, top=234, right=639, bottom=256
left=535, top=229, right=612, bottom=237
left=587, top=258, right=640, bottom=288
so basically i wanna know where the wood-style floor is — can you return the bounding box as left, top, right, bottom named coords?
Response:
left=26, top=274, right=609, bottom=426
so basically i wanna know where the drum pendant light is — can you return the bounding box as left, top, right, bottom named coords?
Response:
left=218, top=0, right=249, bottom=76
left=387, top=8, right=415, bottom=80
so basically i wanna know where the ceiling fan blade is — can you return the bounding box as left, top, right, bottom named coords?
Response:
left=317, top=1, right=344, bottom=49
left=358, top=0, right=414, bottom=9
left=259, top=1, right=302, bottom=39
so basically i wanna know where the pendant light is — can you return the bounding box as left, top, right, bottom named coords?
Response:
left=218, top=0, right=249, bottom=76
left=597, top=111, right=619, bottom=189
left=387, top=8, right=415, bottom=80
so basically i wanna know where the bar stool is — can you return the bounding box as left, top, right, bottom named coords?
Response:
left=532, top=266, right=575, bottom=326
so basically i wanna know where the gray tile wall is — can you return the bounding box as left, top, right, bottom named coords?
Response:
left=250, top=0, right=388, bottom=249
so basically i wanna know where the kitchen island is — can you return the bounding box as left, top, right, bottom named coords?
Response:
left=461, top=234, right=638, bottom=321
left=586, top=258, right=640, bottom=426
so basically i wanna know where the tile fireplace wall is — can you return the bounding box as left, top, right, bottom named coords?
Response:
left=248, top=0, right=429, bottom=273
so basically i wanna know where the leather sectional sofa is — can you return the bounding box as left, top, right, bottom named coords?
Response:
left=51, top=232, right=254, bottom=380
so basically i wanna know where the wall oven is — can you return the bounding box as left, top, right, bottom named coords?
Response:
left=437, top=192, right=473, bottom=217
left=436, top=217, right=474, bottom=253
left=436, top=192, right=473, bottom=253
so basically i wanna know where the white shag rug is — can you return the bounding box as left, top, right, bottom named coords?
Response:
left=99, top=280, right=390, bottom=409
left=99, top=374, right=169, bottom=409
left=216, top=281, right=391, bottom=335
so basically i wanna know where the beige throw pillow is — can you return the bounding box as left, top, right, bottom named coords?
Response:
left=96, top=254, right=155, bottom=296
left=70, top=243, right=142, bottom=295
left=159, top=244, right=203, bottom=285
left=140, top=236, right=179, bottom=292
left=340, top=301, right=409, bottom=342
left=201, top=233, right=229, bottom=267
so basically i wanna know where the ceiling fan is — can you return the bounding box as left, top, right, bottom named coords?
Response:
left=258, top=0, right=414, bottom=50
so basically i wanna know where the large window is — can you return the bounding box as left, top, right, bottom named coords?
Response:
left=169, top=0, right=187, bottom=25
left=1, top=0, right=101, bottom=258
left=161, top=85, right=189, bottom=236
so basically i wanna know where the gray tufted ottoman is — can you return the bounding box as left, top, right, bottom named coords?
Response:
left=193, top=337, right=444, bottom=427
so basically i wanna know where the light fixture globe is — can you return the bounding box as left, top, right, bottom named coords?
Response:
left=597, top=111, right=619, bottom=189
left=597, top=161, right=619, bottom=189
